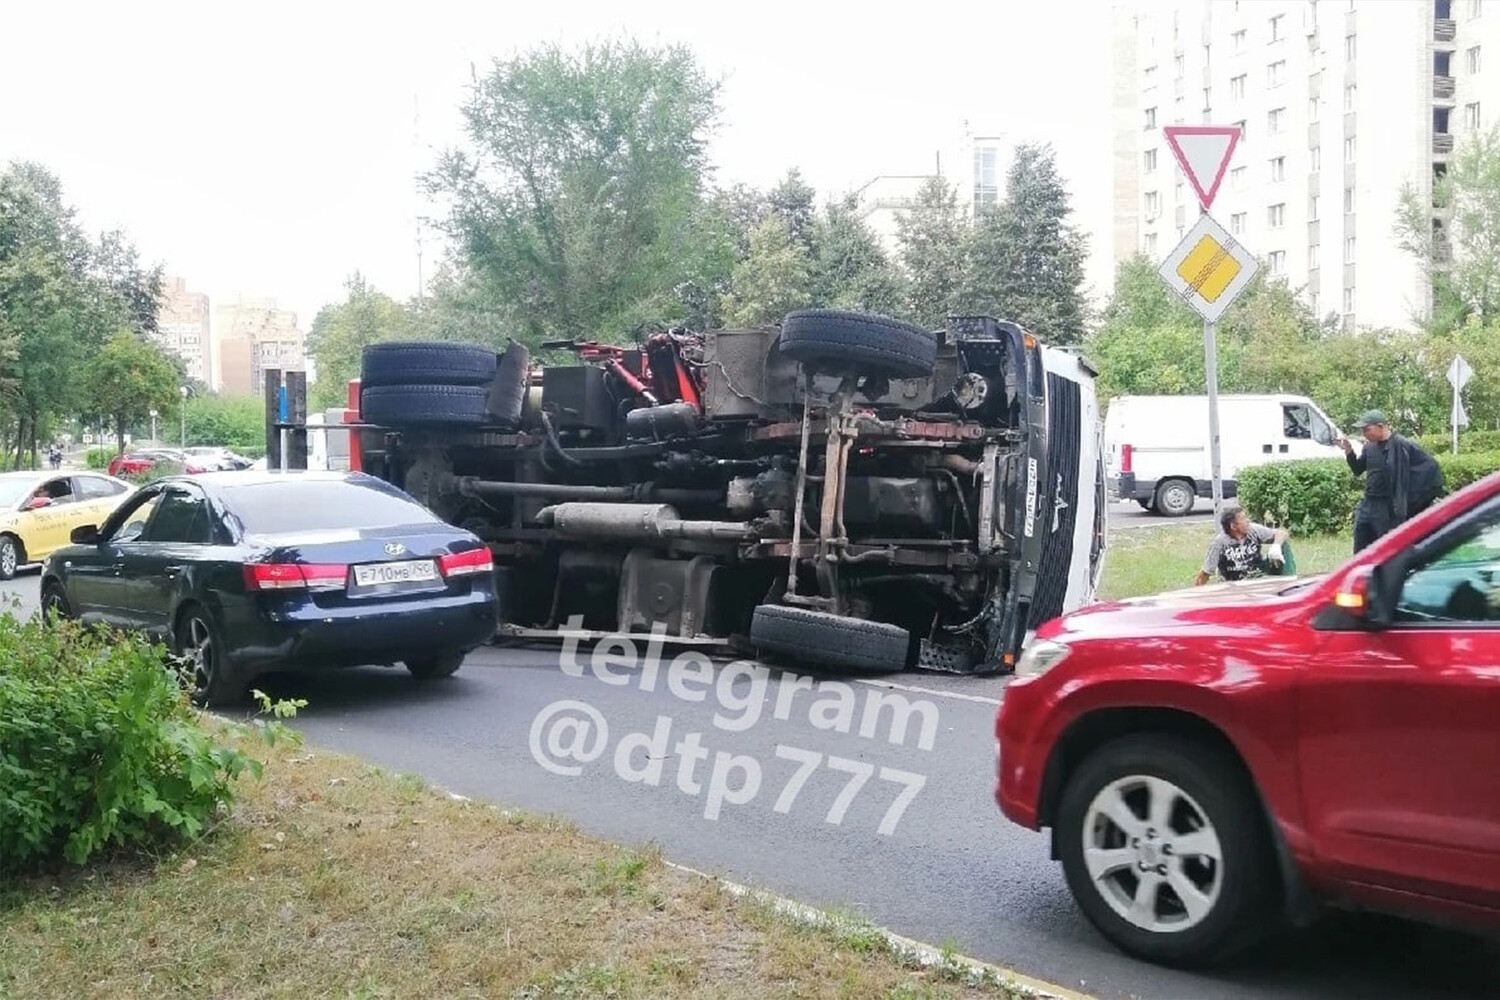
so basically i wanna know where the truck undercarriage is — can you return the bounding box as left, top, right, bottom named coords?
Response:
left=352, top=310, right=1103, bottom=675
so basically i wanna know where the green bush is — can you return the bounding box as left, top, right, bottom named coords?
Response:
left=1239, top=451, right=1500, bottom=534
left=85, top=447, right=112, bottom=470
left=1414, top=428, right=1500, bottom=454
left=0, top=615, right=243, bottom=870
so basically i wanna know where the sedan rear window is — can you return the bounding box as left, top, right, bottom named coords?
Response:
left=222, top=479, right=441, bottom=535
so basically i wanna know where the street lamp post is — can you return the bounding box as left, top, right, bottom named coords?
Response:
left=149, top=409, right=158, bottom=443
left=180, top=386, right=188, bottom=446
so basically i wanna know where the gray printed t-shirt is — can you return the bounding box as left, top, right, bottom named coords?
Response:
left=1202, top=524, right=1279, bottom=581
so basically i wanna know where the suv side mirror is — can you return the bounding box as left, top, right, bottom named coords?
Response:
left=70, top=524, right=100, bottom=545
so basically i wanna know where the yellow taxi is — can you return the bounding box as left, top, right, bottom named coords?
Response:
left=0, top=471, right=134, bottom=580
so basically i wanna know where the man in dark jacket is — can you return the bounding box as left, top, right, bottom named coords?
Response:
left=1340, top=409, right=1444, bottom=552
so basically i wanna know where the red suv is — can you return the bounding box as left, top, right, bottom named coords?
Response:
left=996, top=470, right=1500, bottom=967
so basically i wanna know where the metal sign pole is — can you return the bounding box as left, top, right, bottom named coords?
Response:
left=1203, top=319, right=1224, bottom=518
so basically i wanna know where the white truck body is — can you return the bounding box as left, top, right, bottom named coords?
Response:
left=1104, top=393, right=1345, bottom=515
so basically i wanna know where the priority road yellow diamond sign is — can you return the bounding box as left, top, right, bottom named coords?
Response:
left=1156, top=213, right=1259, bottom=322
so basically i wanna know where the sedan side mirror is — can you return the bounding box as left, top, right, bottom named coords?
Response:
left=27, top=496, right=51, bottom=510
left=70, top=524, right=100, bottom=545
left=1331, top=565, right=1391, bottom=627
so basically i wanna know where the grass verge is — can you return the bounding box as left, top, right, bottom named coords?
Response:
left=0, top=732, right=1059, bottom=1000
left=1100, top=522, right=1354, bottom=601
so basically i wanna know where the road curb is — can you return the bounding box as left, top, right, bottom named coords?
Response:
left=660, top=859, right=1097, bottom=1000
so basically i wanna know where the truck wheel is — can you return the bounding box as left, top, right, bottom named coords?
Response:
left=361, top=384, right=490, bottom=427
left=1056, top=734, right=1279, bottom=967
left=1153, top=479, right=1196, bottom=517
left=750, top=604, right=911, bottom=672
left=778, top=309, right=937, bottom=380
left=361, top=342, right=498, bottom=388
left=485, top=342, right=530, bottom=431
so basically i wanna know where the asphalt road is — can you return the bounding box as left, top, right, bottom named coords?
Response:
left=1108, top=498, right=1215, bottom=529
left=5, top=571, right=1497, bottom=1000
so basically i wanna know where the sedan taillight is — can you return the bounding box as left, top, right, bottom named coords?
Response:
left=244, top=563, right=348, bottom=592
left=439, top=547, right=493, bottom=578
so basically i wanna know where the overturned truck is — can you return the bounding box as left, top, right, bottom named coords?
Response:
left=350, top=309, right=1105, bottom=674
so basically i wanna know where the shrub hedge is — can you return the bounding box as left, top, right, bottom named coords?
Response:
left=1238, top=450, right=1500, bottom=535
left=0, top=613, right=296, bottom=871
left=1414, top=428, right=1500, bottom=455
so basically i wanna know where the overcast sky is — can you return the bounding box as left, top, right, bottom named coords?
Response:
left=2, top=0, right=1116, bottom=332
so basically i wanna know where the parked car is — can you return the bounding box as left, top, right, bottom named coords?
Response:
left=108, top=448, right=214, bottom=477
left=995, top=469, right=1500, bottom=967
left=1105, top=394, right=1346, bottom=516
left=183, top=446, right=254, bottom=471
left=0, top=471, right=134, bottom=580
left=40, top=470, right=500, bottom=706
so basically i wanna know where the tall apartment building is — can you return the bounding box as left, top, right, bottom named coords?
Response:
left=857, top=128, right=1014, bottom=254
left=153, top=276, right=212, bottom=385
left=213, top=297, right=306, bottom=397
left=1113, top=0, right=1495, bottom=332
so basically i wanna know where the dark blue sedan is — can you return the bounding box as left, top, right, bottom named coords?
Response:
left=40, top=470, right=499, bottom=706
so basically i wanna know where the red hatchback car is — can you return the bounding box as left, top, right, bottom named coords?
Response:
left=996, top=469, right=1500, bottom=968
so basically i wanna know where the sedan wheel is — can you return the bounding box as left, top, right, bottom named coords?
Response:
left=0, top=537, right=18, bottom=581
left=176, top=611, right=239, bottom=708
left=1056, top=735, right=1278, bottom=967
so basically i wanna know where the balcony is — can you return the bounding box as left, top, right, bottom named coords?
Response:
left=1434, top=75, right=1456, bottom=101
left=1434, top=132, right=1456, bottom=154
left=1435, top=18, right=1457, bottom=43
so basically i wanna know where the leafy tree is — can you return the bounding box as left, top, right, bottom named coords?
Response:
left=810, top=196, right=908, bottom=316
left=722, top=216, right=813, bottom=327
left=959, top=144, right=1089, bottom=344
left=1397, top=125, right=1500, bottom=330
left=895, top=176, right=969, bottom=328
left=426, top=39, right=721, bottom=347
left=768, top=169, right=817, bottom=254
left=307, top=273, right=417, bottom=409
left=85, top=332, right=181, bottom=454
left=710, top=183, right=770, bottom=260
left=183, top=393, right=264, bottom=453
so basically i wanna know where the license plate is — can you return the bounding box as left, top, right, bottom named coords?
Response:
left=353, top=559, right=438, bottom=587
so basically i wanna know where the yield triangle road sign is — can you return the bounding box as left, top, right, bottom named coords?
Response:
left=1164, top=125, right=1242, bottom=210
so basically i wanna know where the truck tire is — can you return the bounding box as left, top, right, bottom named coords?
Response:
left=361, top=342, right=498, bottom=388
left=361, top=384, right=490, bottom=427
left=750, top=604, right=911, bottom=672
left=485, top=342, right=530, bottom=431
left=1153, top=479, right=1197, bottom=518
left=778, top=309, right=937, bottom=380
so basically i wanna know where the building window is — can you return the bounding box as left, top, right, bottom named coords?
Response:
left=1269, top=203, right=1286, bottom=228
left=1310, top=192, right=1320, bottom=219
left=1232, top=212, right=1248, bottom=234
left=1306, top=0, right=1319, bottom=29
left=1311, top=146, right=1321, bottom=171
left=1269, top=107, right=1286, bottom=133
left=1344, top=287, right=1355, bottom=313
left=1144, top=148, right=1158, bottom=171
left=1231, top=166, right=1247, bottom=190
left=1344, top=186, right=1355, bottom=212
left=1203, top=86, right=1212, bottom=109
left=1236, top=119, right=1248, bottom=140
left=1345, top=34, right=1357, bottom=59
left=1268, top=60, right=1287, bottom=86
left=1345, top=136, right=1357, bottom=160
left=1344, top=83, right=1357, bottom=109
left=1234, top=29, right=1247, bottom=52
left=1175, top=54, right=1186, bottom=77
left=1472, top=0, right=1483, bottom=17
left=1309, top=96, right=1320, bottom=120
left=1309, top=243, right=1321, bottom=264
left=1146, top=191, right=1161, bottom=217
left=1176, top=179, right=1185, bottom=202
left=1270, top=13, right=1285, bottom=40
left=1231, top=74, right=1247, bottom=99
left=1145, top=65, right=1158, bottom=87
left=1467, top=102, right=1483, bottom=129
left=1469, top=46, right=1482, bottom=73
left=1270, top=156, right=1286, bottom=181
left=1144, top=233, right=1158, bottom=255
left=974, top=145, right=1000, bottom=207
left=1145, top=107, right=1157, bottom=129
left=1345, top=236, right=1356, bottom=262
left=1270, top=250, right=1287, bottom=275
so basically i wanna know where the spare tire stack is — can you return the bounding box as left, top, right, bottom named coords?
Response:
left=359, top=341, right=528, bottom=431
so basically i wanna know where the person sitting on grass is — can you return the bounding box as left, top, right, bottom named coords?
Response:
left=1195, top=506, right=1292, bottom=586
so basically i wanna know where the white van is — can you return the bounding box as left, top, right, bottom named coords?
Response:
left=1104, top=393, right=1345, bottom=516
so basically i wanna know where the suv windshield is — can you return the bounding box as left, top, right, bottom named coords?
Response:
left=222, top=479, right=440, bottom=535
